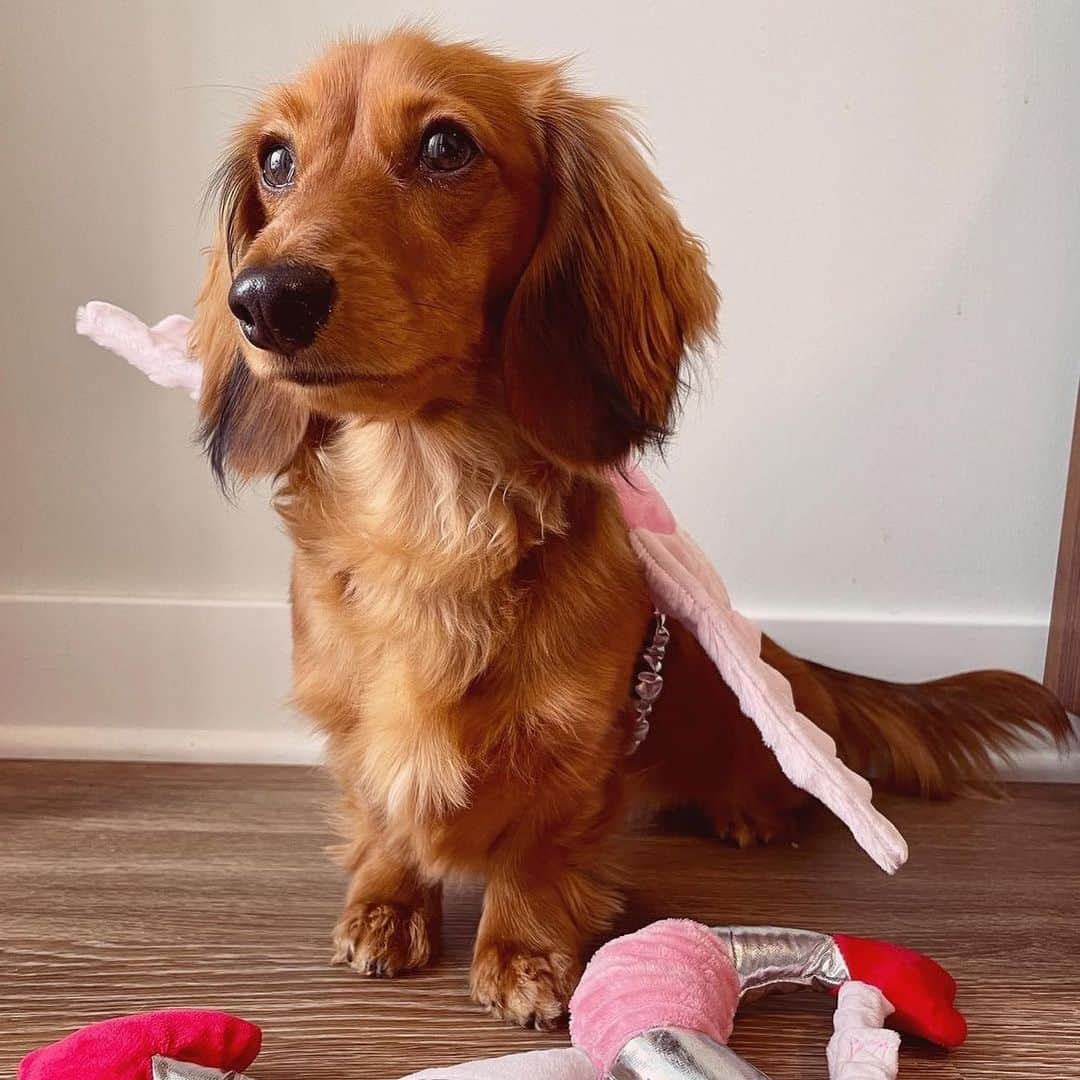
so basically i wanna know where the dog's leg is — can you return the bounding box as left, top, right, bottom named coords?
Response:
left=470, top=847, right=623, bottom=1029
left=331, top=809, right=442, bottom=978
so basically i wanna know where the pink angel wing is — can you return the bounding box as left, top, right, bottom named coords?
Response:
left=613, top=465, right=908, bottom=874
left=76, top=302, right=202, bottom=399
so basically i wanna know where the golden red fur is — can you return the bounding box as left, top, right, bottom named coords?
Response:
left=193, top=29, right=1071, bottom=1028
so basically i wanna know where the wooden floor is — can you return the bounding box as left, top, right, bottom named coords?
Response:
left=0, top=762, right=1077, bottom=1079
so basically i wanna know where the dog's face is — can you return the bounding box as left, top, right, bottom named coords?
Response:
left=195, top=31, right=718, bottom=482
left=212, top=36, right=546, bottom=416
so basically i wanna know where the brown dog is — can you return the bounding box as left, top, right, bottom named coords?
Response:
left=193, top=29, right=1070, bottom=1028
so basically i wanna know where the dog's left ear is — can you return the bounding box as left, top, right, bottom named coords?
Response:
left=500, top=78, right=719, bottom=469
left=192, top=237, right=310, bottom=489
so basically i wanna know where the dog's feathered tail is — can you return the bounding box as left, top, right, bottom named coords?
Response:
left=804, top=661, right=1074, bottom=797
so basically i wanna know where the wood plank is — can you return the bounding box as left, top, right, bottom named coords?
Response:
left=0, top=761, right=1077, bottom=1078
left=1046, top=388, right=1080, bottom=712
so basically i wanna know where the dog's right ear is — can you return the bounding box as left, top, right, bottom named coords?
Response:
left=500, top=71, right=719, bottom=470
left=192, top=190, right=309, bottom=490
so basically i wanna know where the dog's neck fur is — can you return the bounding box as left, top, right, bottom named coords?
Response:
left=294, top=405, right=571, bottom=571
left=278, top=402, right=578, bottom=699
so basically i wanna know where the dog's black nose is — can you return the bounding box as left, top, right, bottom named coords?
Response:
left=228, top=264, right=336, bottom=355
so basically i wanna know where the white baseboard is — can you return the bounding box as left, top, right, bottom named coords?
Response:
left=0, top=593, right=1074, bottom=778
left=0, top=721, right=325, bottom=765
left=0, top=593, right=317, bottom=765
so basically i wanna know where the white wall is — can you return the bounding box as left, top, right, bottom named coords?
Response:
left=2, top=1, right=1077, bottom=770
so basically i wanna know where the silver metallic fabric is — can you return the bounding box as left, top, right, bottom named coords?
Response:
left=712, top=926, right=850, bottom=1002
left=609, top=1028, right=772, bottom=1079
left=152, top=1057, right=252, bottom=1080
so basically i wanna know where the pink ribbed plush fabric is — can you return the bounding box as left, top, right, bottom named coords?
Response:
left=569, top=919, right=740, bottom=1076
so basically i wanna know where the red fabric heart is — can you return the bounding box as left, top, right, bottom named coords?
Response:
left=833, top=933, right=967, bottom=1048
left=19, top=1010, right=262, bottom=1080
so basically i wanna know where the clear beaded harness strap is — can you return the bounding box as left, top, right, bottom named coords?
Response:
left=627, top=611, right=669, bottom=754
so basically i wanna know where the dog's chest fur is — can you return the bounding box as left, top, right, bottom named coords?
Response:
left=283, top=416, right=589, bottom=839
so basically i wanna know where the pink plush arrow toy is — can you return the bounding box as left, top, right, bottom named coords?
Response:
left=75, top=301, right=907, bottom=875
left=400, top=919, right=966, bottom=1079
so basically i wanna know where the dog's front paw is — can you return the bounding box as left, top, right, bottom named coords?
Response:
left=470, top=941, right=579, bottom=1030
left=331, top=900, right=437, bottom=978
left=706, top=798, right=801, bottom=849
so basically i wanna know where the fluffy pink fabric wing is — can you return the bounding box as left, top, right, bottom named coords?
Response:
left=76, top=302, right=201, bottom=399
left=612, top=465, right=908, bottom=874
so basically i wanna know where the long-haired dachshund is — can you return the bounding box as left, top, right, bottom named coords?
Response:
left=194, top=29, right=1070, bottom=1028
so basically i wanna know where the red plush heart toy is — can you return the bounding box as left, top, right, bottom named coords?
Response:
left=18, top=1010, right=262, bottom=1080
left=833, top=933, right=968, bottom=1048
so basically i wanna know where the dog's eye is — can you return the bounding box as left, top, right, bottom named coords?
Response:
left=260, top=144, right=296, bottom=189
left=420, top=122, right=477, bottom=173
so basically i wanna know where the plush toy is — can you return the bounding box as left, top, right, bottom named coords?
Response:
left=403, top=919, right=964, bottom=1079
left=20, top=921, right=964, bottom=1079
left=75, top=301, right=907, bottom=876
left=18, top=1010, right=261, bottom=1079
left=569, top=920, right=964, bottom=1079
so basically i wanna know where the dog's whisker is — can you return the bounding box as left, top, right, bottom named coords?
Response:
left=184, top=83, right=261, bottom=97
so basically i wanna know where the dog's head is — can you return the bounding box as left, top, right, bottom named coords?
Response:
left=195, top=30, right=718, bottom=484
